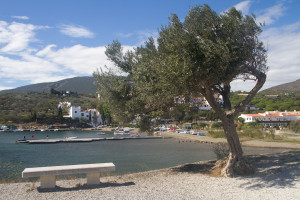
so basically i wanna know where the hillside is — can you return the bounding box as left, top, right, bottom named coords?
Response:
left=0, top=76, right=98, bottom=94
left=261, top=79, right=300, bottom=94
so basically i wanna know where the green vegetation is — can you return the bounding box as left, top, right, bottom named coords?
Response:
left=94, top=4, right=267, bottom=176
left=230, top=91, right=300, bottom=111
left=0, top=92, right=99, bottom=125
left=290, top=120, right=300, bottom=133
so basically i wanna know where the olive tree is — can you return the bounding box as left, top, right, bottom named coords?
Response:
left=94, top=5, right=267, bottom=177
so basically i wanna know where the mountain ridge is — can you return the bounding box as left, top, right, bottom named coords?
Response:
left=0, top=76, right=98, bottom=94
left=1, top=77, right=299, bottom=95
left=261, top=79, right=300, bottom=93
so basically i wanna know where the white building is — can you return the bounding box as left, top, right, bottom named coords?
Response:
left=191, top=94, right=224, bottom=111
left=239, top=111, right=300, bottom=127
left=67, top=106, right=103, bottom=126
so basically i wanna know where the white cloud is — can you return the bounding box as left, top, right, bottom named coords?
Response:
left=234, top=0, right=251, bottom=15
left=11, top=16, right=29, bottom=20
left=261, top=21, right=300, bottom=90
left=116, top=32, right=133, bottom=38
left=36, top=44, right=114, bottom=74
left=256, top=4, right=286, bottom=25
left=0, top=21, right=47, bottom=53
left=231, top=21, right=300, bottom=91
left=0, top=86, right=13, bottom=91
left=59, top=24, right=94, bottom=38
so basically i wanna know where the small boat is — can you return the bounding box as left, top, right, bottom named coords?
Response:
left=16, top=139, right=29, bottom=143
left=54, top=129, right=59, bottom=131
left=96, top=132, right=106, bottom=135
left=65, top=136, right=77, bottom=139
left=197, top=133, right=206, bottom=136
left=40, top=129, right=45, bottom=132
left=114, top=131, right=130, bottom=136
left=13, top=129, right=24, bottom=132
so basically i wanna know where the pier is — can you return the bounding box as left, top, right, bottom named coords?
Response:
left=16, top=136, right=165, bottom=144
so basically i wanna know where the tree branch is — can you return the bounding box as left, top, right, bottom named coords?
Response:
left=230, top=71, right=266, bottom=117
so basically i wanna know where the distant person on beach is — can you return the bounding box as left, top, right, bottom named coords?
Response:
left=31, top=134, right=34, bottom=139
left=23, top=135, right=26, bottom=140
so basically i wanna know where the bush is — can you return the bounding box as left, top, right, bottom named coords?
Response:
left=212, top=143, right=229, bottom=159
left=207, top=130, right=226, bottom=138
left=211, top=122, right=223, bottom=129
left=290, top=120, right=300, bottom=133
left=239, top=128, right=263, bottom=139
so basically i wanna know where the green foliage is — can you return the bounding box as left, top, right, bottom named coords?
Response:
left=207, top=130, right=226, bottom=138
left=57, top=107, right=63, bottom=121
left=94, top=4, right=267, bottom=136
left=197, top=122, right=208, bottom=129
left=239, top=128, right=263, bottom=139
left=137, top=115, right=152, bottom=134
left=0, top=92, right=97, bottom=124
left=212, top=143, right=229, bottom=159
left=211, top=122, right=223, bottom=129
left=230, top=92, right=300, bottom=111
left=242, top=121, right=261, bottom=128
left=290, top=120, right=300, bottom=133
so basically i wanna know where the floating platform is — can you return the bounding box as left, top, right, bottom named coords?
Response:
left=16, top=136, right=164, bottom=144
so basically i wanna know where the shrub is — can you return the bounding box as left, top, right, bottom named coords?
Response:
left=211, top=122, right=223, bottom=129
left=239, top=128, right=263, bottom=139
left=212, top=143, right=229, bottom=159
left=290, top=120, right=300, bottom=133
left=208, top=130, right=226, bottom=138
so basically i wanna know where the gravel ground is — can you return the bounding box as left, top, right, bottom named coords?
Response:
left=1, top=151, right=299, bottom=200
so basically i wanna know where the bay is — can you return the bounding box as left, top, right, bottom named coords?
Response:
left=0, top=130, right=287, bottom=180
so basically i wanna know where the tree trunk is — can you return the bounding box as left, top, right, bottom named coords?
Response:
left=219, top=115, right=255, bottom=177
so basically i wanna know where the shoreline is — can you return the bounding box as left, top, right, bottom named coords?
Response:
left=1, top=150, right=299, bottom=200
left=159, top=131, right=300, bottom=149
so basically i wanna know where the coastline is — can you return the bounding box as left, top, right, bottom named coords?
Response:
left=160, top=131, right=300, bottom=149
left=1, top=128, right=299, bottom=199
left=1, top=150, right=299, bottom=200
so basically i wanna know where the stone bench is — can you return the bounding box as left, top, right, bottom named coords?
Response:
left=22, top=162, right=115, bottom=189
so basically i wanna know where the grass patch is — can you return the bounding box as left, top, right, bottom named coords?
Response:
left=207, top=130, right=226, bottom=138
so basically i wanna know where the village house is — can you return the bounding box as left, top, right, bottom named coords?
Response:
left=59, top=102, right=103, bottom=126
left=239, top=110, right=300, bottom=127
left=191, top=94, right=224, bottom=110
left=67, top=106, right=103, bottom=126
left=174, top=94, right=224, bottom=111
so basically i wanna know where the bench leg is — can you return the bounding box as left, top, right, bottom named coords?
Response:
left=40, top=175, right=56, bottom=189
left=87, top=172, right=100, bottom=185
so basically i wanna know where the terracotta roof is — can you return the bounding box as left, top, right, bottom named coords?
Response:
left=242, top=112, right=300, bottom=117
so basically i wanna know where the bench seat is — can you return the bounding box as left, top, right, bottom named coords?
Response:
left=22, top=162, right=115, bottom=189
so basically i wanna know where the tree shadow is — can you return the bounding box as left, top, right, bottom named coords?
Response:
left=171, top=160, right=216, bottom=174
left=170, top=151, right=300, bottom=190
left=237, top=151, right=300, bottom=189
left=37, top=181, right=135, bottom=193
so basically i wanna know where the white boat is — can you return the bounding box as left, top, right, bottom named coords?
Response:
left=40, top=129, right=45, bottom=132
left=65, top=136, right=77, bottom=139
left=114, top=131, right=130, bottom=136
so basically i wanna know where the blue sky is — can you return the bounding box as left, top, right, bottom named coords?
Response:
left=0, top=0, right=299, bottom=91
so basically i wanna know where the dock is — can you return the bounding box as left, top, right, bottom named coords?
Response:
left=16, top=136, right=165, bottom=144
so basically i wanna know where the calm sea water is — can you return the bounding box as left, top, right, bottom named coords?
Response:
left=0, top=130, right=287, bottom=180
